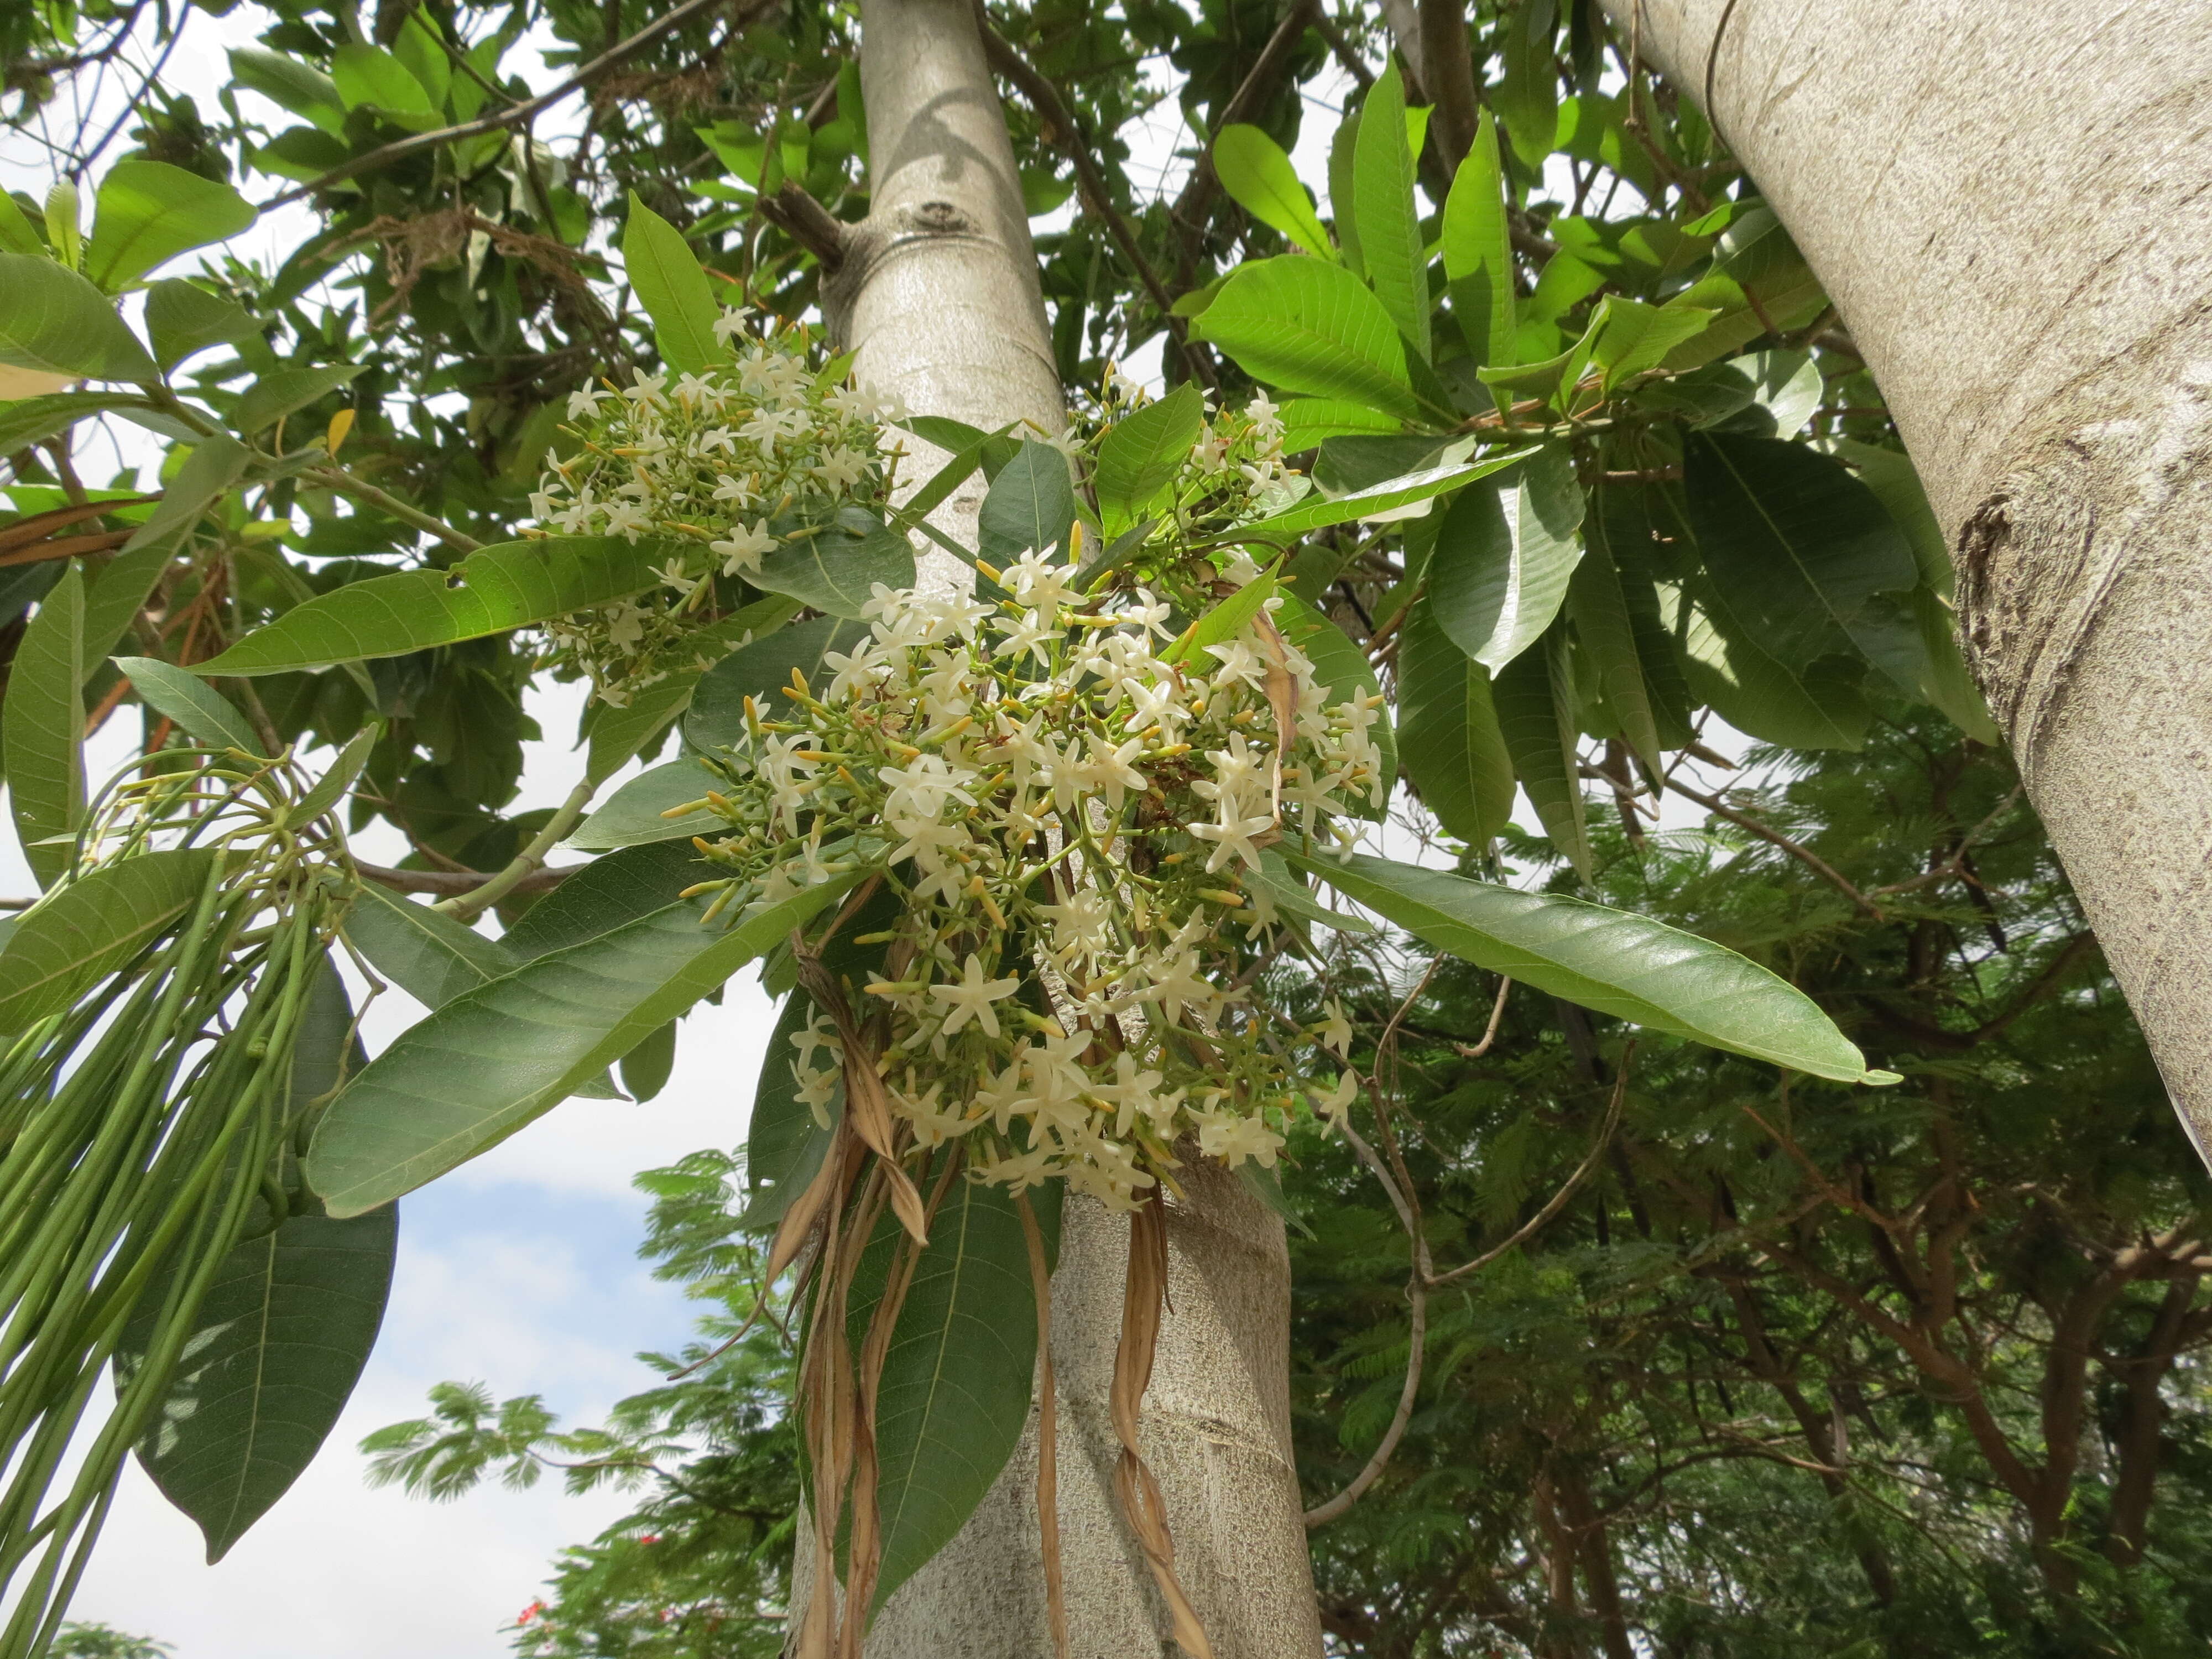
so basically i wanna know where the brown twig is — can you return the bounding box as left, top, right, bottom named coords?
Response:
left=755, top=180, right=851, bottom=272
left=1451, top=975, right=1512, bottom=1058
left=1667, top=776, right=1877, bottom=915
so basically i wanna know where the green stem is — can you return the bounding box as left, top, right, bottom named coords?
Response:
left=301, top=465, right=484, bottom=555
left=435, top=778, right=596, bottom=921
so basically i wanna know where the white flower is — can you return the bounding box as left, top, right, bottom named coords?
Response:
left=711, top=305, right=753, bottom=344
left=711, top=519, right=776, bottom=576
left=1315, top=998, right=1352, bottom=1057
left=1188, top=811, right=1277, bottom=873
left=927, top=953, right=1022, bottom=1038
left=567, top=384, right=613, bottom=419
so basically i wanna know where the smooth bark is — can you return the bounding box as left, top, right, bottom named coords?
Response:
left=1605, top=0, right=2212, bottom=1161
left=794, top=0, right=1324, bottom=1650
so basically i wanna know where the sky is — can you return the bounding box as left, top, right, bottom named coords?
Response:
left=1, top=15, right=1734, bottom=1653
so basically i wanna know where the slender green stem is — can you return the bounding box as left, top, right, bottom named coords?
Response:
left=300, top=465, right=484, bottom=555
left=435, top=778, right=596, bottom=921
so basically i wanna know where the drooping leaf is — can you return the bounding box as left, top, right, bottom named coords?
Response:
left=619, top=1020, right=677, bottom=1102
left=0, top=847, right=217, bottom=1030
left=1825, top=437, right=1953, bottom=596
left=230, top=364, right=363, bottom=437
left=114, top=656, right=261, bottom=754
left=1908, top=586, right=2000, bottom=744
left=1093, top=385, right=1202, bottom=532
left=0, top=252, right=156, bottom=383
left=144, top=279, right=263, bottom=368
left=1494, top=624, right=1591, bottom=878
left=568, top=758, right=726, bottom=851
left=193, top=535, right=682, bottom=675
left=1239, top=448, right=1534, bottom=541
left=1285, top=849, right=1881, bottom=1082
left=976, top=440, right=1078, bottom=565
left=850, top=1177, right=1061, bottom=1611
left=7, top=564, right=86, bottom=887
left=1430, top=446, right=1585, bottom=672
left=343, top=881, right=520, bottom=1010
left=82, top=162, right=257, bottom=293
left=754, top=508, right=915, bottom=619
left=1442, top=110, right=1516, bottom=369
left=1211, top=126, right=1335, bottom=259
left=1564, top=521, right=1664, bottom=773
left=623, top=195, right=726, bottom=374
left=290, top=723, right=378, bottom=823
left=0, top=392, right=154, bottom=456
left=1190, top=257, right=1422, bottom=423
left=685, top=613, right=870, bottom=750
left=1353, top=61, right=1428, bottom=363
left=1589, top=297, right=1718, bottom=393
left=1396, top=594, right=1514, bottom=843
left=122, top=1204, right=397, bottom=1562
left=306, top=876, right=857, bottom=1216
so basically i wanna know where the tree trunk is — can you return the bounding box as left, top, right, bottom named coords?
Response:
left=1603, top=0, right=2212, bottom=1163
left=794, top=2, right=1324, bottom=1651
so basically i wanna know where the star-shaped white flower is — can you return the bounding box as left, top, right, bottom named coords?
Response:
left=927, top=953, right=1022, bottom=1038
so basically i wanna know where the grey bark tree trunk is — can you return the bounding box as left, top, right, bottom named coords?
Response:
left=1605, top=0, right=2212, bottom=1160
left=792, top=1, right=1326, bottom=1651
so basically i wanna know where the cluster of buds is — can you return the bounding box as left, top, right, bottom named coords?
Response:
left=680, top=536, right=1380, bottom=1208
left=527, top=307, right=900, bottom=703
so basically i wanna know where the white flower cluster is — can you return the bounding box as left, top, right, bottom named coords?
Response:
left=527, top=308, right=901, bottom=703
left=685, top=537, right=1383, bottom=1207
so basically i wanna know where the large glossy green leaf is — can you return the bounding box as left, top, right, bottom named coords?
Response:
left=977, top=440, right=1078, bottom=565
left=1190, top=257, right=1422, bottom=423
left=849, top=1178, right=1062, bottom=1611
left=307, top=875, right=857, bottom=1216
left=0, top=392, right=152, bottom=455
left=114, top=656, right=260, bottom=754
left=1685, top=434, right=1918, bottom=672
left=1353, top=61, right=1428, bottom=363
left=568, top=758, right=725, bottom=851
left=0, top=847, right=217, bottom=1030
left=1286, top=849, right=1881, bottom=1082
left=754, top=508, right=914, bottom=619
left=83, top=162, right=257, bottom=293
left=1277, top=398, right=1398, bottom=452
left=502, top=841, right=705, bottom=958
left=1093, top=385, right=1202, bottom=533
left=1589, top=297, right=1716, bottom=393
left=1494, top=625, right=1591, bottom=878
left=1396, top=594, right=1514, bottom=843
left=1496, top=0, right=1561, bottom=164
left=1327, top=109, right=1364, bottom=277
left=686, top=613, right=870, bottom=750
left=7, top=564, right=86, bottom=887
left=1679, top=580, right=1872, bottom=750
left=144, top=279, right=264, bottom=368
left=584, top=598, right=798, bottom=784
left=1430, top=446, right=1585, bottom=672
left=124, top=1204, right=397, bottom=1562
left=1211, top=126, right=1334, bottom=259
left=227, top=46, right=348, bottom=135
left=0, top=253, right=156, bottom=382
left=1276, top=592, right=1395, bottom=816
left=344, top=881, right=520, bottom=1009
left=1442, top=111, right=1516, bottom=369
left=738, top=991, right=836, bottom=1232
left=1239, top=447, right=1533, bottom=542
left=193, top=535, right=681, bottom=675
left=623, top=195, right=726, bottom=374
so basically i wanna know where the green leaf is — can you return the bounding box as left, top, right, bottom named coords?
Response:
left=1497, top=0, right=1561, bottom=164
left=345, top=881, right=520, bottom=1009
left=1494, top=625, right=1590, bottom=878
left=1277, top=398, right=1398, bottom=452
left=1276, top=592, right=1396, bottom=816
left=231, top=364, right=363, bottom=437
left=1908, top=586, right=2000, bottom=744
left=619, top=1020, right=677, bottom=1102
left=291, top=723, right=378, bottom=822
left=977, top=440, right=1078, bottom=565
left=1353, top=62, right=1428, bottom=363
left=83, top=536, right=180, bottom=670
left=851, top=1177, right=1059, bottom=1611
left=1396, top=594, right=1514, bottom=843
left=1093, top=385, right=1202, bottom=532
left=0, top=188, right=42, bottom=255
left=738, top=992, right=835, bottom=1232
left=1253, top=848, right=1374, bottom=935
left=1442, top=111, right=1516, bottom=369
left=122, top=1203, right=397, bottom=1563
left=1589, top=296, right=1717, bottom=393
left=1717, top=348, right=1824, bottom=439
left=1658, top=209, right=1827, bottom=371
left=330, top=43, right=439, bottom=128
left=0, top=847, right=216, bottom=1029
left=1328, top=108, right=1364, bottom=278
left=114, top=655, right=260, bottom=754
left=1825, top=437, right=1953, bottom=596
left=503, top=842, right=705, bottom=961
left=1164, top=570, right=1276, bottom=666
left=1285, top=849, right=1877, bottom=1082
left=623, top=195, right=726, bottom=375
left=306, top=874, right=857, bottom=1216
left=1238, top=447, right=1535, bottom=541
left=125, top=434, right=251, bottom=551
left=7, top=564, right=85, bottom=886
left=1429, top=446, right=1585, bottom=671
left=568, top=758, right=724, bottom=851
left=1212, top=126, right=1335, bottom=259
left=586, top=598, right=798, bottom=784
left=193, top=535, right=682, bottom=675
left=1566, top=507, right=1665, bottom=773
left=144, top=279, right=263, bottom=368
left=1190, top=257, right=1421, bottom=422
left=754, top=508, right=915, bottom=620
left=1679, top=579, right=1871, bottom=750
left=0, top=252, right=156, bottom=383
left=227, top=46, right=347, bottom=137
left=1684, top=434, right=1919, bottom=672
left=685, top=613, right=871, bottom=750
left=390, top=12, right=452, bottom=112
left=82, top=162, right=256, bottom=292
